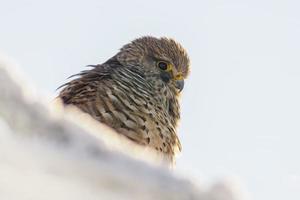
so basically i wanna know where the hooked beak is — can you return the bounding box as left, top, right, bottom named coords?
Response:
left=175, top=79, right=184, bottom=92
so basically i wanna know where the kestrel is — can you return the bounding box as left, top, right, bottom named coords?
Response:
left=58, top=36, right=190, bottom=164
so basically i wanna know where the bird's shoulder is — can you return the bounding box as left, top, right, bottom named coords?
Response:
left=58, top=57, right=122, bottom=104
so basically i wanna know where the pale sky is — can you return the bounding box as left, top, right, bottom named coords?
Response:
left=1, top=0, right=300, bottom=200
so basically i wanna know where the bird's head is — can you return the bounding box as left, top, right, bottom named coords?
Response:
left=116, top=36, right=190, bottom=94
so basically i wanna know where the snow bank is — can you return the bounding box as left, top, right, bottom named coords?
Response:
left=0, top=59, right=244, bottom=200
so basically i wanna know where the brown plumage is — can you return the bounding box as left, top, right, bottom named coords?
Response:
left=58, top=36, right=190, bottom=164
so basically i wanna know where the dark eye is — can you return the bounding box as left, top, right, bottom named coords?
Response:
left=157, top=61, right=168, bottom=71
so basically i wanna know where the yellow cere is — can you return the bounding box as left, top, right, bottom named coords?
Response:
left=174, top=73, right=184, bottom=80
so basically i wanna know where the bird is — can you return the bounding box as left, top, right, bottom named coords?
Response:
left=58, top=36, right=190, bottom=164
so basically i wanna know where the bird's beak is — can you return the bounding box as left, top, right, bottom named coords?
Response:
left=175, top=79, right=184, bottom=92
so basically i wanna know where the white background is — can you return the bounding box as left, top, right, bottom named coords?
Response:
left=1, top=1, right=300, bottom=199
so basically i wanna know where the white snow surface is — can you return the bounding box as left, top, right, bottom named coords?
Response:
left=0, top=60, right=245, bottom=200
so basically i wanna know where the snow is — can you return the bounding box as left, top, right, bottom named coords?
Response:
left=0, top=59, right=245, bottom=200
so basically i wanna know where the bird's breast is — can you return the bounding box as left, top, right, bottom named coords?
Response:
left=93, top=79, right=180, bottom=158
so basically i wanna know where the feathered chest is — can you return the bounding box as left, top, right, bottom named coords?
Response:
left=101, top=70, right=182, bottom=156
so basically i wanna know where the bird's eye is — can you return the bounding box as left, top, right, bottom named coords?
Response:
left=157, top=61, right=171, bottom=71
